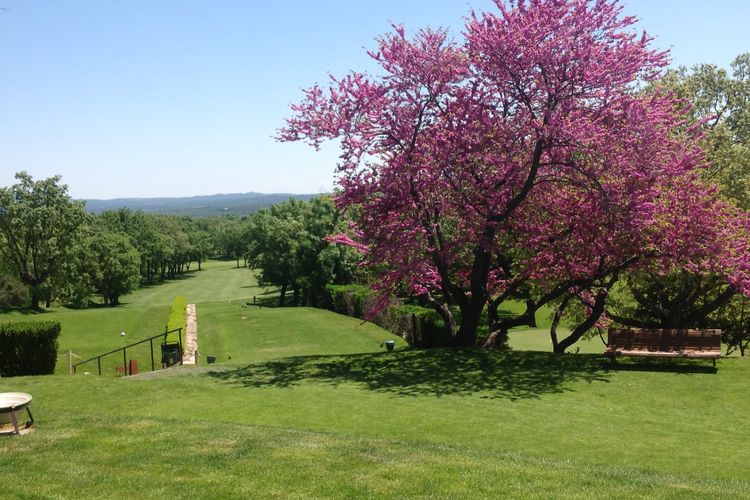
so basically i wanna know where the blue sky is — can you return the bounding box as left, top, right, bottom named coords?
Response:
left=1, top=0, right=748, bottom=199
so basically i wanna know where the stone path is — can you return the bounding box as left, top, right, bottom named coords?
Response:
left=182, top=303, right=198, bottom=365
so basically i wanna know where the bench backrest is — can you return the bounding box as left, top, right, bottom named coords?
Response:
left=607, top=328, right=721, bottom=352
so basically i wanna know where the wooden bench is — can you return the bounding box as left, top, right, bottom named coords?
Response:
left=604, top=328, right=722, bottom=368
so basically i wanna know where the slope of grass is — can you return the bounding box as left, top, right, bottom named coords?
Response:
left=1, top=413, right=742, bottom=499
left=199, top=303, right=405, bottom=364
left=3, top=350, right=748, bottom=497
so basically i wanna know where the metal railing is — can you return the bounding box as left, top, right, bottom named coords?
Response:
left=73, top=328, right=183, bottom=375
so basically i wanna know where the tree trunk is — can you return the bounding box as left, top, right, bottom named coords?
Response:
left=455, top=304, right=482, bottom=347
left=482, top=327, right=509, bottom=349
left=29, top=287, right=43, bottom=310
left=549, top=295, right=571, bottom=352
left=484, top=300, right=537, bottom=349
left=424, top=292, right=458, bottom=344
left=292, top=285, right=300, bottom=306
left=554, top=289, right=608, bottom=353
left=279, top=283, right=287, bottom=307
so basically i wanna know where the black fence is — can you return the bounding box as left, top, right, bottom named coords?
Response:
left=73, top=328, right=183, bottom=376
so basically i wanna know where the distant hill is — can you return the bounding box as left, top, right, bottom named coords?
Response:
left=81, top=192, right=320, bottom=217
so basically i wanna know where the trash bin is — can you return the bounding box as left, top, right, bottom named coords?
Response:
left=384, top=340, right=395, bottom=351
left=206, top=355, right=216, bottom=364
left=161, top=343, right=181, bottom=367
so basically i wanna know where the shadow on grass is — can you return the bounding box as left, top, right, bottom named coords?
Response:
left=138, top=272, right=198, bottom=290
left=0, top=306, right=48, bottom=316
left=236, top=289, right=282, bottom=307
left=607, top=358, right=718, bottom=374
left=67, top=301, right=127, bottom=310
left=216, top=264, right=246, bottom=270
left=209, top=348, right=611, bottom=400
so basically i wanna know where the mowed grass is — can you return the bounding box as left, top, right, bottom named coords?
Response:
left=1, top=414, right=741, bottom=499
left=199, top=303, right=405, bottom=363
left=120, top=259, right=261, bottom=308
left=0, top=260, right=261, bottom=374
left=1, top=262, right=750, bottom=498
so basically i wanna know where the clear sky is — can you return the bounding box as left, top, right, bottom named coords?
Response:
left=1, top=0, right=748, bottom=199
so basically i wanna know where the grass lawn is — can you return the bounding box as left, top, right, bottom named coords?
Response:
left=0, top=260, right=263, bottom=374
left=1, top=262, right=749, bottom=498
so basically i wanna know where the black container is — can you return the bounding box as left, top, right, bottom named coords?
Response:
left=161, top=344, right=181, bottom=367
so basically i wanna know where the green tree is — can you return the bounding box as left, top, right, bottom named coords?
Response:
left=246, top=197, right=359, bottom=307
left=99, top=208, right=157, bottom=280
left=0, top=172, right=87, bottom=309
left=90, top=229, right=141, bottom=305
left=50, top=224, right=141, bottom=307
left=213, top=216, right=248, bottom=268
left=99, top=209, right=195, bottom=281
left=606, top=269, right=735, bottom=329
left=50, top=228, right=98, bottom=308
left=661, top=53, right=750, bottom=209
left=186, top=218, right=213, bottom=271
left=247, top=212, right=303, bottom=306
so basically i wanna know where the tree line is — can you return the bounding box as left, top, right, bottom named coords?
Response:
left=0, top=174, right=357, bottom=310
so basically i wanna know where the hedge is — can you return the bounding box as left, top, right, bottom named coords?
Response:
left=325, top=285, right=450, bottom=347
left=165, top=296, right=187, bottom=345
left=0, top=321, right=60, bottom=376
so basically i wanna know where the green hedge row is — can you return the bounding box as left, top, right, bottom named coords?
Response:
left=0, top=321, right=60, bottom=376
left=165, top=295, right=187, bottom=345
left=325, top=285, right=451, bottom=347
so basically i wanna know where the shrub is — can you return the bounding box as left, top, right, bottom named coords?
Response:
left=0, top=275, right=30, bottom=308
left=0, top=321, right=60, bottom=376
left=325, top=285, right=450, bottom=347
left=165, top=296, right=187, bottom=345
left=388, top=304, right=450, bottom=348
left=325, top=284, right=371, bottom=318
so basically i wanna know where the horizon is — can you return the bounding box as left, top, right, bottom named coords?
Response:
left=77, top=190, right=324, bottom=202
left=1, top=0, right=748, bottom=199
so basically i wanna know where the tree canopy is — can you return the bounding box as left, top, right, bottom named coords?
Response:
left=0, top=172, right=88, bottom=309
left=246, top=197, right=359, bottom=307
left=281, top=0, right=750, bottom=348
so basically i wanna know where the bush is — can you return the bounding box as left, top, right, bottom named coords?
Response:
left=325, top=285, right=450, bottom=347
left=325, top=284, right=371, bottom=318
left=165, top=296, right=187, bottom=345
left=0, top=275, right=30, bottom=308
left=714, top=295, right=750, bottom=356
left=388, top=304, right=450, bottom=348
left=0, top=321, right=60, bottom=376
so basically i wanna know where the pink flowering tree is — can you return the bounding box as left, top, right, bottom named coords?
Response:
left=537, top=175, right=750, bottom=352
left=280, top=0, right=750, bottom=349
